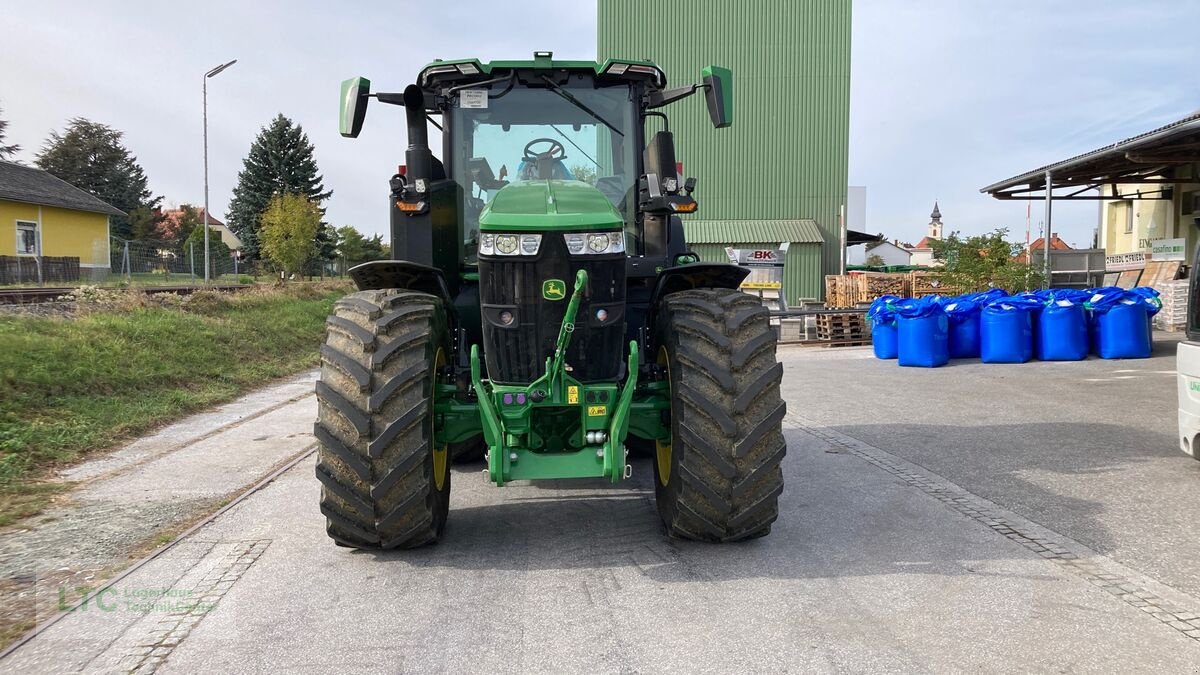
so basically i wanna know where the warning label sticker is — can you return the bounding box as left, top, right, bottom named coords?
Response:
left=460, top=89, right=488, bottom=109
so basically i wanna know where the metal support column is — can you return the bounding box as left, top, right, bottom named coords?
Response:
left=1043, top=170, right=1053, bottom=289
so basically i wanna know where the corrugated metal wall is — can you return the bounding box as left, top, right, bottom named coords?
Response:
left=598, top=0, right=852, bottom=286
left=690, top=242, right=824, bottom=303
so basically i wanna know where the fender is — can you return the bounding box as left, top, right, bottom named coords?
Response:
left=349, top=259, right=455, bottom=311
left=646, top=262, right=750, bottom=331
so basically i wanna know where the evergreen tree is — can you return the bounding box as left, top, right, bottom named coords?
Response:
left=0, top=102, right=19, bottom=160
left=35, top=118, right=161, bottom=240
left=226, top=114, right=332, bottom=259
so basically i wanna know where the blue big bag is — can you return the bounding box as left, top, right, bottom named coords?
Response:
left=895, top=297, right=949, bottom=367
left=867, top=295, right=900, bottom=360
left=1090, top=288, right=1153, bottom=359
left=940, top=295, right=982, bottom=359
left=980, top=296, right=1039, bottom=363
left=1037, top=291, right=1089, bottom=361
left=1085, top=287, right=1126, bottom=354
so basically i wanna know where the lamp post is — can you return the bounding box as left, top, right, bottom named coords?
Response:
left=203, top=59, right=237, bottom=284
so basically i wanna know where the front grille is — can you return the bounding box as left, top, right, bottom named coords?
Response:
left=479, top=234, right=626, bottom=384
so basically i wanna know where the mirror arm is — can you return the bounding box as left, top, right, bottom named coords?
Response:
left=645, top=84, right=701, bottom=110
left=374, top=92, right=407, bottom=106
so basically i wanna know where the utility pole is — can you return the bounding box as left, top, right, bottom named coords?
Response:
left=204, top=59, right=237, bottom=284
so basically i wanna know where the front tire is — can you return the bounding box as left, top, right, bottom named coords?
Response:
left=315, top=290, right=451, bottom=549
left=653, top=289, right=786, bottom=542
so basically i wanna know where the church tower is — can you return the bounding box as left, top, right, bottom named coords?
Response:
left=928, top=202, right=943, bottom=240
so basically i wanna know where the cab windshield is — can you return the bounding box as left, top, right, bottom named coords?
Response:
left=449, top=77, right=638, bottom=254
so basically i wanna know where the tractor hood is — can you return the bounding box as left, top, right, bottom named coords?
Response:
left=479, top=180, right=623, bottom=231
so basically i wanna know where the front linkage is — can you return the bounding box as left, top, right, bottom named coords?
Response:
left=460, top=270, right=641, bottom=485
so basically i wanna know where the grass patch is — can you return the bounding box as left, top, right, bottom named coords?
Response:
left=0, top=282, right=350, bottom=519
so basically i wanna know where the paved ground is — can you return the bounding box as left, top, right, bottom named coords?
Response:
left=4, top=338, right=1200, bottom=673
left=0, top=373, right=318, bottom=646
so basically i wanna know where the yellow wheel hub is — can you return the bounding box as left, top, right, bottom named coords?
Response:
left=432, top=348, right=449, bottom=491
left=656, top=346, right=672, bottom=486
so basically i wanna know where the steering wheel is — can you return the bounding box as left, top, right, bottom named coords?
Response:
left=523, top=138, right=567, bottom=161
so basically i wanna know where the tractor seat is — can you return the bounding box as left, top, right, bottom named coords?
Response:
left=516, top=159, right=574, bottom=181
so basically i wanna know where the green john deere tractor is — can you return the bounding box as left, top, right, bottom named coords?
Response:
left=317, top=51, right=785, bottom=549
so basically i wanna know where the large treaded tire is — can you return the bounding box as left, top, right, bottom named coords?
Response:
left=315, top=290, right=451, bottom=549
left=652, top=288, right=786, bottom=542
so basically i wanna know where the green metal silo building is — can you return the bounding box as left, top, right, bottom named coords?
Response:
left=597, top=0, right=852, bottom=302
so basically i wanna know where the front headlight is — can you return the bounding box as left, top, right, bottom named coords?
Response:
left=495, top=234, right=519, bottom=255
left=519, top=234, right=542, bottom=255
left=479, top=232, right=542, bottom=256
left=564, top=231, right=625, bottom=255
left=565, top=233, right=586, bottom=255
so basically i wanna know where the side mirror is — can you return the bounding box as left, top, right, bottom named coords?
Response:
left=339, top=77, right=371, bottom=138
left=701, top=65, right=733, bottom=129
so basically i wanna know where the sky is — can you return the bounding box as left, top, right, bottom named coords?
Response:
left=2, top=0, right=1198, bottom=250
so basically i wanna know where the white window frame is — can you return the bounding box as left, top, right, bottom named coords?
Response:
left=15, top=219, right=39, bottom=256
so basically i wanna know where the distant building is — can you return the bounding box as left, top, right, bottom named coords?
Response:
left=598, top=0, right=851, bottom=301
left=905, top=202, right=944, bottom=267
left=1015, top=235, right=1072, bottom=264
left=0, top=160, right=123, bottom=277
left=159, top=206, right=242, bottom=253
left=847, top=240, right=911, bottom=266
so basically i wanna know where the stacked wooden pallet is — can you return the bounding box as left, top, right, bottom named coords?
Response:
left=813, top=312, right=868, bottom=347
left=908, top=272, right=963, bottom=298
left=861, top=273, right=910, bottom=301
left=1156, top=279, right=1189, bottom=332
left=824, top=273, right=912, bottom=308
left=824, top=275, right=860, bottom=309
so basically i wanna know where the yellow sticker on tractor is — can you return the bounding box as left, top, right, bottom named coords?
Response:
left=568, top=386, right=579, bottom=404
left=588, top=405, right=607, bottom=417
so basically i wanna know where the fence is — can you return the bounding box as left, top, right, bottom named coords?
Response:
left=108, top=238, right=249, bottom=284
left=5, top=235, right=358, bottom=287
left=0, top=256, right=82, bottom=285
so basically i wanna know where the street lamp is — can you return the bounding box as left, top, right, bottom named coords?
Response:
left=203, top=59, right=237, bottom=284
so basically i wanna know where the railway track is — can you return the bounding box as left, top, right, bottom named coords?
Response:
left=0, top=284, right=252, bottom=305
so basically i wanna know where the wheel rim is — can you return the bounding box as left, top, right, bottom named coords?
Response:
left=656, top=346, right=672, bottom=486
left=432, top=348, right=449, bottom=491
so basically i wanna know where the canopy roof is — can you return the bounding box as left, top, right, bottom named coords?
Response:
left=981, top=111, right=1200, bottom=201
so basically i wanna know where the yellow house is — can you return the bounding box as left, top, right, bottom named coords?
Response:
left=0, top=160, right=124, bottom=274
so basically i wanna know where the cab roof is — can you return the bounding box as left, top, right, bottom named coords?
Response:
left=418, top=52, right=666, bottom=90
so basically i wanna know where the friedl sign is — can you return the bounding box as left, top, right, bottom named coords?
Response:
left=726, top=246, right=785, bottom=290
left=1105, top=252, right=1146, bottom=271
left=1150, top=238, right=1186, bottom=261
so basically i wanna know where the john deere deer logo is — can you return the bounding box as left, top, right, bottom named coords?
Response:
left=542, top=279, right=566, bottom=301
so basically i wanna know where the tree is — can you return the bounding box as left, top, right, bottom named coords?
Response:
left=227, top=114, right=332, bottom=260
left=156, top=204, right=202, bottom=251
left=0, top=102, right=19, bottom=160
left=35, top=118, right=161, bottom=240
left=259, top=193, right=320, bottom=278
left=864, top=254, right=886, bottom=267
left=128, top=206, right=160, bottom=242
left=929, top=228, right=1042, bottom=292
left=335, top=225, right=388, bottom=271
left=570, top=164, right=598, bottom=185
left=182, top=225, right=233, bottom=278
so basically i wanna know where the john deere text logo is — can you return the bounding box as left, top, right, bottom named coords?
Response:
left=542, top=279, right=566, bottom=301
